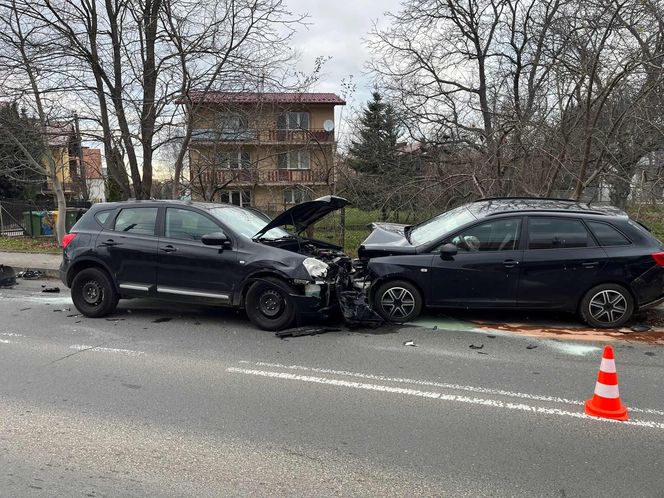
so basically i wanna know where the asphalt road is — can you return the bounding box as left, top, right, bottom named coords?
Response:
left=1, top=279, right=664, bottom=497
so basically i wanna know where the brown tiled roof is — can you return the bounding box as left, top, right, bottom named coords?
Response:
left=183, top=92, right=346, bottom=105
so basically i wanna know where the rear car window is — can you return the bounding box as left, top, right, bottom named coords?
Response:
left=113, top=207, right=158, bottom=235
left=528, top=218, right=592, bottom=249
left=95, top=210, right=113, bottom=226
left=586, top=221, right=630, bottom=246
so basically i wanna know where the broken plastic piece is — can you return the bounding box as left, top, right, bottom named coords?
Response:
left=275, top=326, right=341, bottom=339
left=403, top=340, right=416, bottom=347
left=41, top=286, right=60, bottom=293
left=469, top=344, right=484, bottom=349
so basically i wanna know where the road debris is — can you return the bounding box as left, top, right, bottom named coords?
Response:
left=469, top=344, right=484, bottom=349
left=526, top=344, right=538, bottom=350
left=487, top=335, right=497, bottom=339
left=477, top=351, right=489, bottom=355
left=17, top=269, right=43, bottom=280
left=275, top=326, right=341, bottom=339
left=152, top=317, right=172, bottom=323
left=403, top=340, right=417, bottom=347
left=0, top=265, right=16, bottom=287
left=41, top=286, right=60, bottom=293
left=631, top=323, right=652, bottom=332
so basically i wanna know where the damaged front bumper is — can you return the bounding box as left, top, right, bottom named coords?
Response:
left=282, top=268, right=383, bottom=328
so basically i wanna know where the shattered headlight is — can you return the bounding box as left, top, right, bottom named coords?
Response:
left=302, top=257, right=329, bottom=279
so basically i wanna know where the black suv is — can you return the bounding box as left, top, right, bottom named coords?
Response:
left=60, top=197, right=351, bottom=330
left=359, top=198, right=664, bottom=328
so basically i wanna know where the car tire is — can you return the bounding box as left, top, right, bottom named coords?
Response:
left=245, top=279, right=296, bottom=331
left=579, top=283, right=634, bottom=329
left=71, top=267, right=119, bottom=318
left=373, top=280, right=423, bottom=323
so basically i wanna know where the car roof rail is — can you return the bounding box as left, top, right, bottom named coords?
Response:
left=485, top=208, right=609, bottom=217
left=473, top=196, right=582, bottom=203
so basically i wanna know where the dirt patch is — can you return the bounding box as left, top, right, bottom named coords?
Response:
left=475, top=321, right=664, bottom=345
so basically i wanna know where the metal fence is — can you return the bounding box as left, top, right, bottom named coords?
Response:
left=0, top=199, right=90, bottom=237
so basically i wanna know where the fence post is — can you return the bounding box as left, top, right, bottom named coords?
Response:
left=29, top=205, right=33, bottom=237
left=340, top=206, right=346, bottom=251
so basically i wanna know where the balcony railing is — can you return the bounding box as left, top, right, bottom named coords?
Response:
left=198, top=168, right=331, bottom=185
left=191, top=128, right=335, bottom=143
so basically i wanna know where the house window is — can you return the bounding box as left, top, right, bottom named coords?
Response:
left=220, top=190, right=252, bottom=207
left=277, top=112, right=310, bottom=130
left=215, top=150, right=251, bottom=169
left=277, top=150, right=310, bottom=170
left=283, top=188, right=310, bottom=205
left=216, top=112, right=248, bottom=130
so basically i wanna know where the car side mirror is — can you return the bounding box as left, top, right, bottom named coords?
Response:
left=440, top=243, right=458, bottom=259
left=201, top=231, right=232, bottom=248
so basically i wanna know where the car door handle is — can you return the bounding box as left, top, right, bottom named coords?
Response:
left=582, top=261, right=599, bottom=268
left=160, top=245, right=177, bottom=253
left=100, top=239, right=120, bottom=247
left=503, top=259, right=519, bottom=268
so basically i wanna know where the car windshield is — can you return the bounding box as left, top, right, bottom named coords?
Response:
left=409, top=205, right=476, bottom=245
left=209, top=206, right=291, bottom=240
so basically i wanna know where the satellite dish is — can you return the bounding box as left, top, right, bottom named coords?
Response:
left=323, top=119, right=334, bottom=132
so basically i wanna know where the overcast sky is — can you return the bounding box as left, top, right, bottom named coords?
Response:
left=286, top=0, right=404, bottom=141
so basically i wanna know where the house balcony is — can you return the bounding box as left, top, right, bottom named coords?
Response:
left=191, top=128, right=335, bottom=144
left=198, top=168, right=332, bottom=186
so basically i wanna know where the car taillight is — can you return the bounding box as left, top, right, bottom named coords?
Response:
left=652, top=252, right=664, bottom=267
left=61, top=233, right=77, bottom=249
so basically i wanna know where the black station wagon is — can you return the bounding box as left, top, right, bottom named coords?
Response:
left=359, top=198, right=664, bottom=328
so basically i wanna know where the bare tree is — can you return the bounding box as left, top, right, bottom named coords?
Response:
left=367, top=0, right=664, bottom=204
left=0, top=2, right=69, bottom=241
left=2, top=0, right=304, bottom=201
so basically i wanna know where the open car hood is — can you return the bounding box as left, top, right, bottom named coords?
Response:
left=254, top=195, right=350, bottom=238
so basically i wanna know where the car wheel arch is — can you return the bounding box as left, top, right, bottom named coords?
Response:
left=577, top=280, right=636, bottom=311
left=369, top=276, right=426, bottom=307
left=238, top=272, right=296, bottom=307
left=67, top=258, right=115, bottom=288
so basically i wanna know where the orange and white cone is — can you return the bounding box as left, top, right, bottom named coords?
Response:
left=584, top=345, right=628, bottom=421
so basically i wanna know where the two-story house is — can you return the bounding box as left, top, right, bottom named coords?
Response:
left=183, top=92, right=345, bottom=214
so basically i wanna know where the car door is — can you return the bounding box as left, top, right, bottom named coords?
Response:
left=428, top=217, right=523, bottom=307
left=518, top=216, right=608, bottom=309
left=96, top=206, right=159, bottom=294
left=156, top=207, right=238, bottom=303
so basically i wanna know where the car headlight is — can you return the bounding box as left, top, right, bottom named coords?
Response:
left=302, top=257, right=329, bottom=279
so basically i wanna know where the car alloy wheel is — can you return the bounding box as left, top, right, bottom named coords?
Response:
left=380, top=287, right=416, bottom=320
left=588, top=289, right=628, bottom=324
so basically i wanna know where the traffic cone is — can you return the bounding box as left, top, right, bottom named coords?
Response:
left=584, top=345, right=628, bottom=421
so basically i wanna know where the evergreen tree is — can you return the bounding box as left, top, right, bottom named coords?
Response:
left=348, top=92, right=401, bottom=174
left=0, top=103, right=44, bottom=199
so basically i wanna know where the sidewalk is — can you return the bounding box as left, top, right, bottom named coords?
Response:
left=0, top=251, right=61, bottom=278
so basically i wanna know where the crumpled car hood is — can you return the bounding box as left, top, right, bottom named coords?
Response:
left=254, top=195, right=349, bottom=237
left=358, top=223, right=417, bottom=258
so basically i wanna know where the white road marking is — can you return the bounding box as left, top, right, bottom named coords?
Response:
left=227, top=367, right=664, bottom=430
left=0, top=339, right=11, bottom=344
left=0, top=333, right=24, bottom=337
left=239, top=360, right=664, bottom=417
left=69, top=345, right=144, bottom=356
